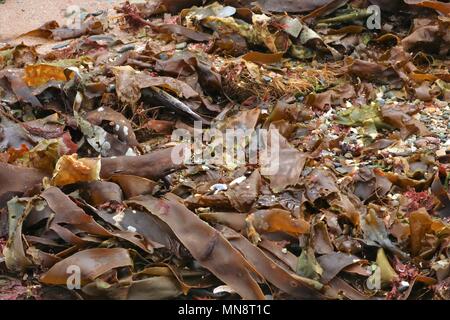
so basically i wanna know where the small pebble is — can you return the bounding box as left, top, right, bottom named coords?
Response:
left=398, top=281, right=410, bottom=293
left=176, top=42, right=187, bottom=49
left=229, top=176, right=247, bottom=186
left=210, top=183, right=228, bottom=193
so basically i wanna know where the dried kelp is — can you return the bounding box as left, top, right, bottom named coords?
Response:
left=0, top=0, right=449, bottom=301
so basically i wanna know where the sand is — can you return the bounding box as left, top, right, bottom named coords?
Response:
left=0, top=0, right=122, bottom=41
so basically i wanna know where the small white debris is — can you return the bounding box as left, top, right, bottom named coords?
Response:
left=125, top=147, right=137, bottom=156
left=123, top=126, right=129, bottom=136
left=391, top=193, right=400, bottom=200
left=66, top=66, right=81, bottom=77
left=102, top=141, right=111, bottom=150
left=213, top=285, right=236, bottom=294
left=368, top=131, right=378, bottom=140
left=127, top=225, right=137, bottom=233
left=376, top=91, right=384, bottom=99
left=74, top=91, right=83, bottom=108
left=112, top=210, right=125, bottom=225
left=229, top=176, right=247, bottom=186
left=164, top=141, right=179, bottom=147
left=281, top=248, right=288, bottom=254
left=323, top=109, right=334, bottom=119
left=398, top=281, right=410, bottom=292
left=436, top=148, right=446, bottom=157
left=35, top=201, right=46, bottom=211
left=210, top=183, right=228, bottom=194
left=97, top=107, right=104, bottom=112
left=436, top=260, right=448, bottom=267
left=115, top=124, right=120, bottom=132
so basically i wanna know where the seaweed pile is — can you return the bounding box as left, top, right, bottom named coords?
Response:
left=0, top=0, right=449, bottom=300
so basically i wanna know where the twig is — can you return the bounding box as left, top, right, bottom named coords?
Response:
left=316, top=9, right=371, bottom=27
left=142, top=87, right=209, bottom=124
